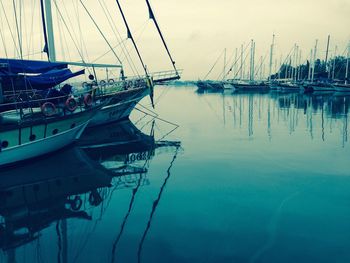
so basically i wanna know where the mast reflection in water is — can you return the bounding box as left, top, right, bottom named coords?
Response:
left=198, top=89, right=349, bottom=147
left=0, top=118, right=180, bottom=263
left=1, top=86, right=350, bottom=263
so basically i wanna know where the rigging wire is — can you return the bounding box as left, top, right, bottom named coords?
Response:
left=27, top=0, right=37, bottom=59
left=0, top=8, right=9, bottom=57
left=224, top=42, right=250, bottom=80
left=60, top=0, right=87, bottom=62
left=52, top=0, right=87, bottom=63
left=114, top=0, right=148, bottom=75
left=137, top=146, right=180, bottom=263
left=58, top=6, right=72, bottom=62
left=217, top=50, right=235, bottom=81
left=119, top=20, right=150, bottom=72
left=203, top=49, right=225, bottom=80
left=232, top=48, right=251, bottom=80
left=145, top=0, right=178, bottom=74
left=98, top=0, right=139, bottom=76
left=79, top=0, right=123, bottom=66
left=73, top=0, right=91, bottom=64
left=55, top=4, right=66, bottom=61
left=12, top=0, right=23, bottom=59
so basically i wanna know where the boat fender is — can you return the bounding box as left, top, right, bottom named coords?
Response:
left=65, top=97, right=78, bottom=112
left=84, top=94, right=93, bottom=107
left=100, top=80, right=107, bottom=87
left=41, top=102, right=57, bottom=117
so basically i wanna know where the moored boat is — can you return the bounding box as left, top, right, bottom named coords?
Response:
left=0, top=89, right=102, bottom=167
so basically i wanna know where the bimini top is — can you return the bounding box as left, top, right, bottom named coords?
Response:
left=0, top=58, right=67, bottom=74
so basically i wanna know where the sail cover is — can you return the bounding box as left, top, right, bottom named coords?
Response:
left=26, top=69, right=85, bottom=90
left=0, top=59, right=85, bottom=91
left=0, top=58, right=67, bottom=74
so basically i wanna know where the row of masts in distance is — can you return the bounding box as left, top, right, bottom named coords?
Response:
left=211, top=35, right=350, bottom=85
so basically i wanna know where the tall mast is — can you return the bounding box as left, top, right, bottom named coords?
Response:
left=332, top=45, right=337, bottom=80
left=308, top=49, right=313, bottom=80
left=240, top=44, right=243, bottom=80
left=294, top=45, right=299, bottom=81
left=223, top=48, right=226, bottom=81
left=260, top=56, right=263, bottom=80
left=145, top=0, right=178, bottom=74
left=115, top=0, right=148, bottom=75
left=251, top=41, right=255, bottom=81
left=268, top=34, right=275, bottom=81
left=43, top=0, right=56, bottom=61
left=346, top=42, right=349, bottom=85
left=311, top=39, right=318, bottom=83
left=325, top=35, right=330, bottom=73
left=233, top=48, right=237, bottom=80
left=297, top=49, right=302, bottom=81
left=250, top=40, right=253, bottom=81
left=278, top=54, right=282, bottom=80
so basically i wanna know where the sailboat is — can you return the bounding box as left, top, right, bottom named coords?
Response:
left=1, top=0, right=180, bottom=126
left=196, top=49, right=227, bottom=91
left=0, top=0, right=180, bottom=166
left=228, top=40, right=269, bottom=90
left=333, top=42, right=350, bottom=92
left=0, top=59, right=102, bottom=167
left=302, top=39, right=335, bottom=93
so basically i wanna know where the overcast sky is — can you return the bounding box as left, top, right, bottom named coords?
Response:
left=0, top=0, right=349, bottom=80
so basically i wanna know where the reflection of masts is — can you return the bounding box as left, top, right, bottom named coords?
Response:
left=343, top=99, right=348, bottom=148
left=56, top=219, right=68, bottom=263
left=137, top=147, right=180, bottom=263
left=248, top=95, right=253, bottom=137
left=268, top=34, right=275, bottom=81
left=267, top=99, right=272, bottom=141
left=321, top=99, right=325, bottom=142
left=110, top=174, right=145, bottom=263
left=7, top=249, right=15, bottom=263
left=62, top=220, right=68, bottom=263
left=346, top=42, right=349, bottom=85
left=308, top=97, right=314, bottom=140
left=110, top=124, right=157, bottom=263
left=223, top=94, right=226, bottom=126
left=311, top=40, right=318, bottom=83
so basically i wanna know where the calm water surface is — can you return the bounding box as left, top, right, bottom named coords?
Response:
left=1, top=85, right=350, bottom=263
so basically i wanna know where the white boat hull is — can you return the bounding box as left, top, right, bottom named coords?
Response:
left=89, top=88, right=150, bottom=127
left=334, top=86, right=350, bottom=92
left=223, top=83, right=235, bottom=90
left=0, top=121, right=88, bottom=167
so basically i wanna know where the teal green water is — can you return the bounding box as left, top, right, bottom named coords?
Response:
left=0, top=86, right=349, bottom=263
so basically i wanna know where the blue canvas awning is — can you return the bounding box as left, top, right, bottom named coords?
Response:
left=26, top=68, right=85, bottom=90
left=0, top=58, right=67, bottom=74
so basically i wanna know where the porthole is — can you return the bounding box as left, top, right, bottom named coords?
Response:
left=52, top=129, right=59, bottom=135
left=29, top=134, right=36, bottom=141
left=1, top=141, right=9, bottom=149
left=71, top=123, right=76, bottom=129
